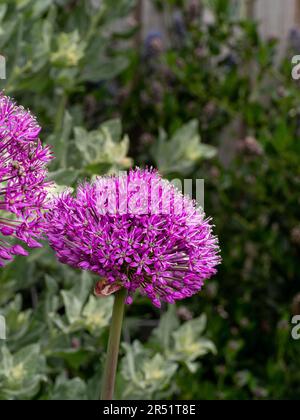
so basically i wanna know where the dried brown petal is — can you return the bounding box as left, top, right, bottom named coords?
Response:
left=94, top=279, right=122, bottom=297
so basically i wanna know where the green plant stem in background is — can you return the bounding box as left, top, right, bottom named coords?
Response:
left=100, top=288, right=126, bottom=400
left=54, top=93, right=68, bottom=135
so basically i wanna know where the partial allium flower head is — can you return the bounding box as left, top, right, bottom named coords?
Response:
left=0, top=93, right=53, bottom=266
left=46, top=168, right=221, bottom=307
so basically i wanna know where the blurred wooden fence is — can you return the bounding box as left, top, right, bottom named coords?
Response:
left=140, top=0, right=300, bottom=55
left=255, top=0, right=297, bottom=55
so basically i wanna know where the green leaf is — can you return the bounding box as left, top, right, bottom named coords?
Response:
left=51, top=30, right=86, bottom=68
left=1, top=295, right=32, bottom=342
left=48, top=168, right=80, bottom=186
left=81, top=56, right=129, bottom=82
left=61, top=272, right=93, bottom=325
left=74, top=119, right=132, bottom=173
left=151, top=120, right=217, bottom=175
left=121, top=341, right=178, bottom=399
left=170, top=315, right=217, bottom=371
left=61, top=290, right=85, bottom=325
left=82, top=295, right=113, bottom=335
left=0, top=344, right=46, bottom=400
left=152, top=305, right=179, bottom=350
left=50, top=375, right=87, bottom=400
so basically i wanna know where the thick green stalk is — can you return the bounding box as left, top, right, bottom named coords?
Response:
left=100, top=288, right=126, bottom=400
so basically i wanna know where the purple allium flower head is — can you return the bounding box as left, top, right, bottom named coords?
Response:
left=46, top=168, right=221, bottom=307
left=0, top=93, right=53, bottom=266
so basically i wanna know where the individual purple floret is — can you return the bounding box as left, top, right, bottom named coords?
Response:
left=46, top=168, right=221, bottom=307
left=0, top=93, right=53, bottom=266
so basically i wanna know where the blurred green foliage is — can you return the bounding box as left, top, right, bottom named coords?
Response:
left=0, top=0, right=299, bottom=400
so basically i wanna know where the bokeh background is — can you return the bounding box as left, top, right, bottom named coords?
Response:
left=0, top=0, right=299, bottom=400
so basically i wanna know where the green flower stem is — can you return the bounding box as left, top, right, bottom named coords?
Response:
left=100, top=288, right=126, bottom=400
left=54, top=92, right=68, bottom=135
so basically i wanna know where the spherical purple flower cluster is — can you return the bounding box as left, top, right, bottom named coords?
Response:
left=46, top=168, right=220, bottom=307
left=0, top=93, right=53, bottom=266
